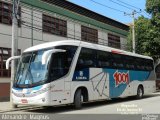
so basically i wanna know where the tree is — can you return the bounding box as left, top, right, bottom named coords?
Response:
left=146, top=0, right=160, bottom=60
left=127, top=16, right=151, bottom=55
left=127, top=0, right=160, bottom=60
left=146, top=0, right=160, bottom=15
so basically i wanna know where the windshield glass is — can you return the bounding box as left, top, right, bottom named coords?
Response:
left=14, top=50, right=49, bottom=88
left=14, top=45, right=77, bottom=88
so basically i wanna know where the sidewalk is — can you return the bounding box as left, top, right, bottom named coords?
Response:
left=0, top=102, right=12, bottom=112
left=0, top=102, right=40, bottom=113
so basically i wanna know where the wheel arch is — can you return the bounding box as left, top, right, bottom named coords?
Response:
left=138, top=84, right=144, bottom=93
left=71, top=85, right=89, bottom=103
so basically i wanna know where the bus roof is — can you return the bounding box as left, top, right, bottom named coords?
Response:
left=24, top=40, right=153, bottom=60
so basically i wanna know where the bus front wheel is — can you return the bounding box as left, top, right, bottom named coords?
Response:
left=74, top=89, right=83, bottom=109
left=12, top=104, right=18, bottom=108
left=136, top=86, right=144, bottom=99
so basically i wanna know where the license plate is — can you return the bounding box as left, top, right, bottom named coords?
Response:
left=21, top=99, right=28, bottom=103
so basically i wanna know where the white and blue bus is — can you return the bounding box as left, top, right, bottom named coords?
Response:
left=6, top=40, right=156, bottom=109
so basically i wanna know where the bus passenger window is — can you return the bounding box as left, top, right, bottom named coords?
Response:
left=97, top=50, right=111, bottom=68
left=49, top=46, right=77, bottom=81
left=76, top=48, right=96, bottom=70
left=111, top=53, right=124, bottom=69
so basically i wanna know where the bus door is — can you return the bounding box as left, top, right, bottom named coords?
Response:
left=49, top=46, right=77, bottom=104
left=49, top=52, right=67, bottom=104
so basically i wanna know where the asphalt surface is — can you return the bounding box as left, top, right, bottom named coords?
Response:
left=2, top=92, right=160, bottom=114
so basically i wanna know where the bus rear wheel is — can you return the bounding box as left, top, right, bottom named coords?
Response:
left=136, top=86, right=144, bottom=99
left=74, top=89, right=83, bottom=109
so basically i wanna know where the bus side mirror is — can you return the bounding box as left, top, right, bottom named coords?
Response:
left=6, top=56, right=21, bottom=69
left=42, top=49, right=66, bottom=65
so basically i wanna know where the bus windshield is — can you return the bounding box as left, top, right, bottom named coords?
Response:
left=14, top=45, right=77, bottom=88
left=14, top=50, right=49, bottom=88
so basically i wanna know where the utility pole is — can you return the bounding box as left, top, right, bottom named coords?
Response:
left=124, top=10, right=138, bottom=53
left=31, top=7, right=33, bottom=46
left=11, top=0, right=20, bottom=108
left=131, top=11, right=136, bottom=53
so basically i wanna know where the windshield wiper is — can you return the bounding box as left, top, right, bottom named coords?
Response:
left=22, top=53, right=34, bottom=85
left=16, top=67, right=25, bottom=85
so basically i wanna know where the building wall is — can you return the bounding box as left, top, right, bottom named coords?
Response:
left=0, top=83, right=10, bottom=101
left=0, top=0, right=128, bottom=101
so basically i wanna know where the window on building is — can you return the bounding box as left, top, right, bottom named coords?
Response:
left=0, top=1, right=21, bottom=26
left=81, top=26, right=98, bottom=43
left=0, top=48, right=21, bottom=77
left=108, top=33, right=120, bottom=49
left=0, top=1, right=12, bottom=25
left=42, top=14, right=67, bottom=37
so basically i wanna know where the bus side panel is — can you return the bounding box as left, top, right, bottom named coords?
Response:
left=89, top=68, right=110, bottom=100
left=71, top=67, right=155, bottom=102
left=71, top=68, right=110, bottom=102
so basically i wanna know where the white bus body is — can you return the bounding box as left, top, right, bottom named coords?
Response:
left=8, top=40, right=156, bottom=108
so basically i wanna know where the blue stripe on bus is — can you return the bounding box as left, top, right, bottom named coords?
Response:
left=103, top=69, right=150, bottom=98
left=32, top=85, right=43, bottom=90
left=13, top=85, right=43, bottom=91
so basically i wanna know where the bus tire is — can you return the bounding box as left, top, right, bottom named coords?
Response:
left=74, top=89, right=83, bottom=109
left=136, top=86, right=144, bottom=99
left=12, top=104, right=18, bottom=108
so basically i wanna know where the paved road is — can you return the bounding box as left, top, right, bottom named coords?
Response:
left=3, top=92, right=160, bottom=114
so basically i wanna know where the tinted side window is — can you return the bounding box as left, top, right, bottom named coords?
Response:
left=49, top=46, right=77, bottom=81
left=127, top=57, right=153, bottom=71
left=97, top=50, right=111, bottom=68
left=76, top=48, right=96, bottom=70
left=125, top=56, right=135, bottom=70
left=111, top=53, right=125, bottom=69
left=144, top=59, right=154, bottom=71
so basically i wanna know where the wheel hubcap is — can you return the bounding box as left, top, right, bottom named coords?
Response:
left=139, top=89, right=143, bottom=97
left=81, top=95, right=84, bottom=102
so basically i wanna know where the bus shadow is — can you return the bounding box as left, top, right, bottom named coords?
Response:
left=24, top=93, right=160, bottom=114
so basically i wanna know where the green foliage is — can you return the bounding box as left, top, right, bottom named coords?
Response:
left=146, top=0, right=160, bottom=15
left=126, top=28, right=132, bottom=52
left=127, top=16, right=151, bottom=54
left=127, top=0, right=160, bottom=60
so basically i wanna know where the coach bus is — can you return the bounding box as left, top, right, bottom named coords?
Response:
left=6, top=40, right=156, bottom=109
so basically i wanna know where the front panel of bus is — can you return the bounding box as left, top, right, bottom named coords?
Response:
left=12, top=45, right=77, bottom=105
